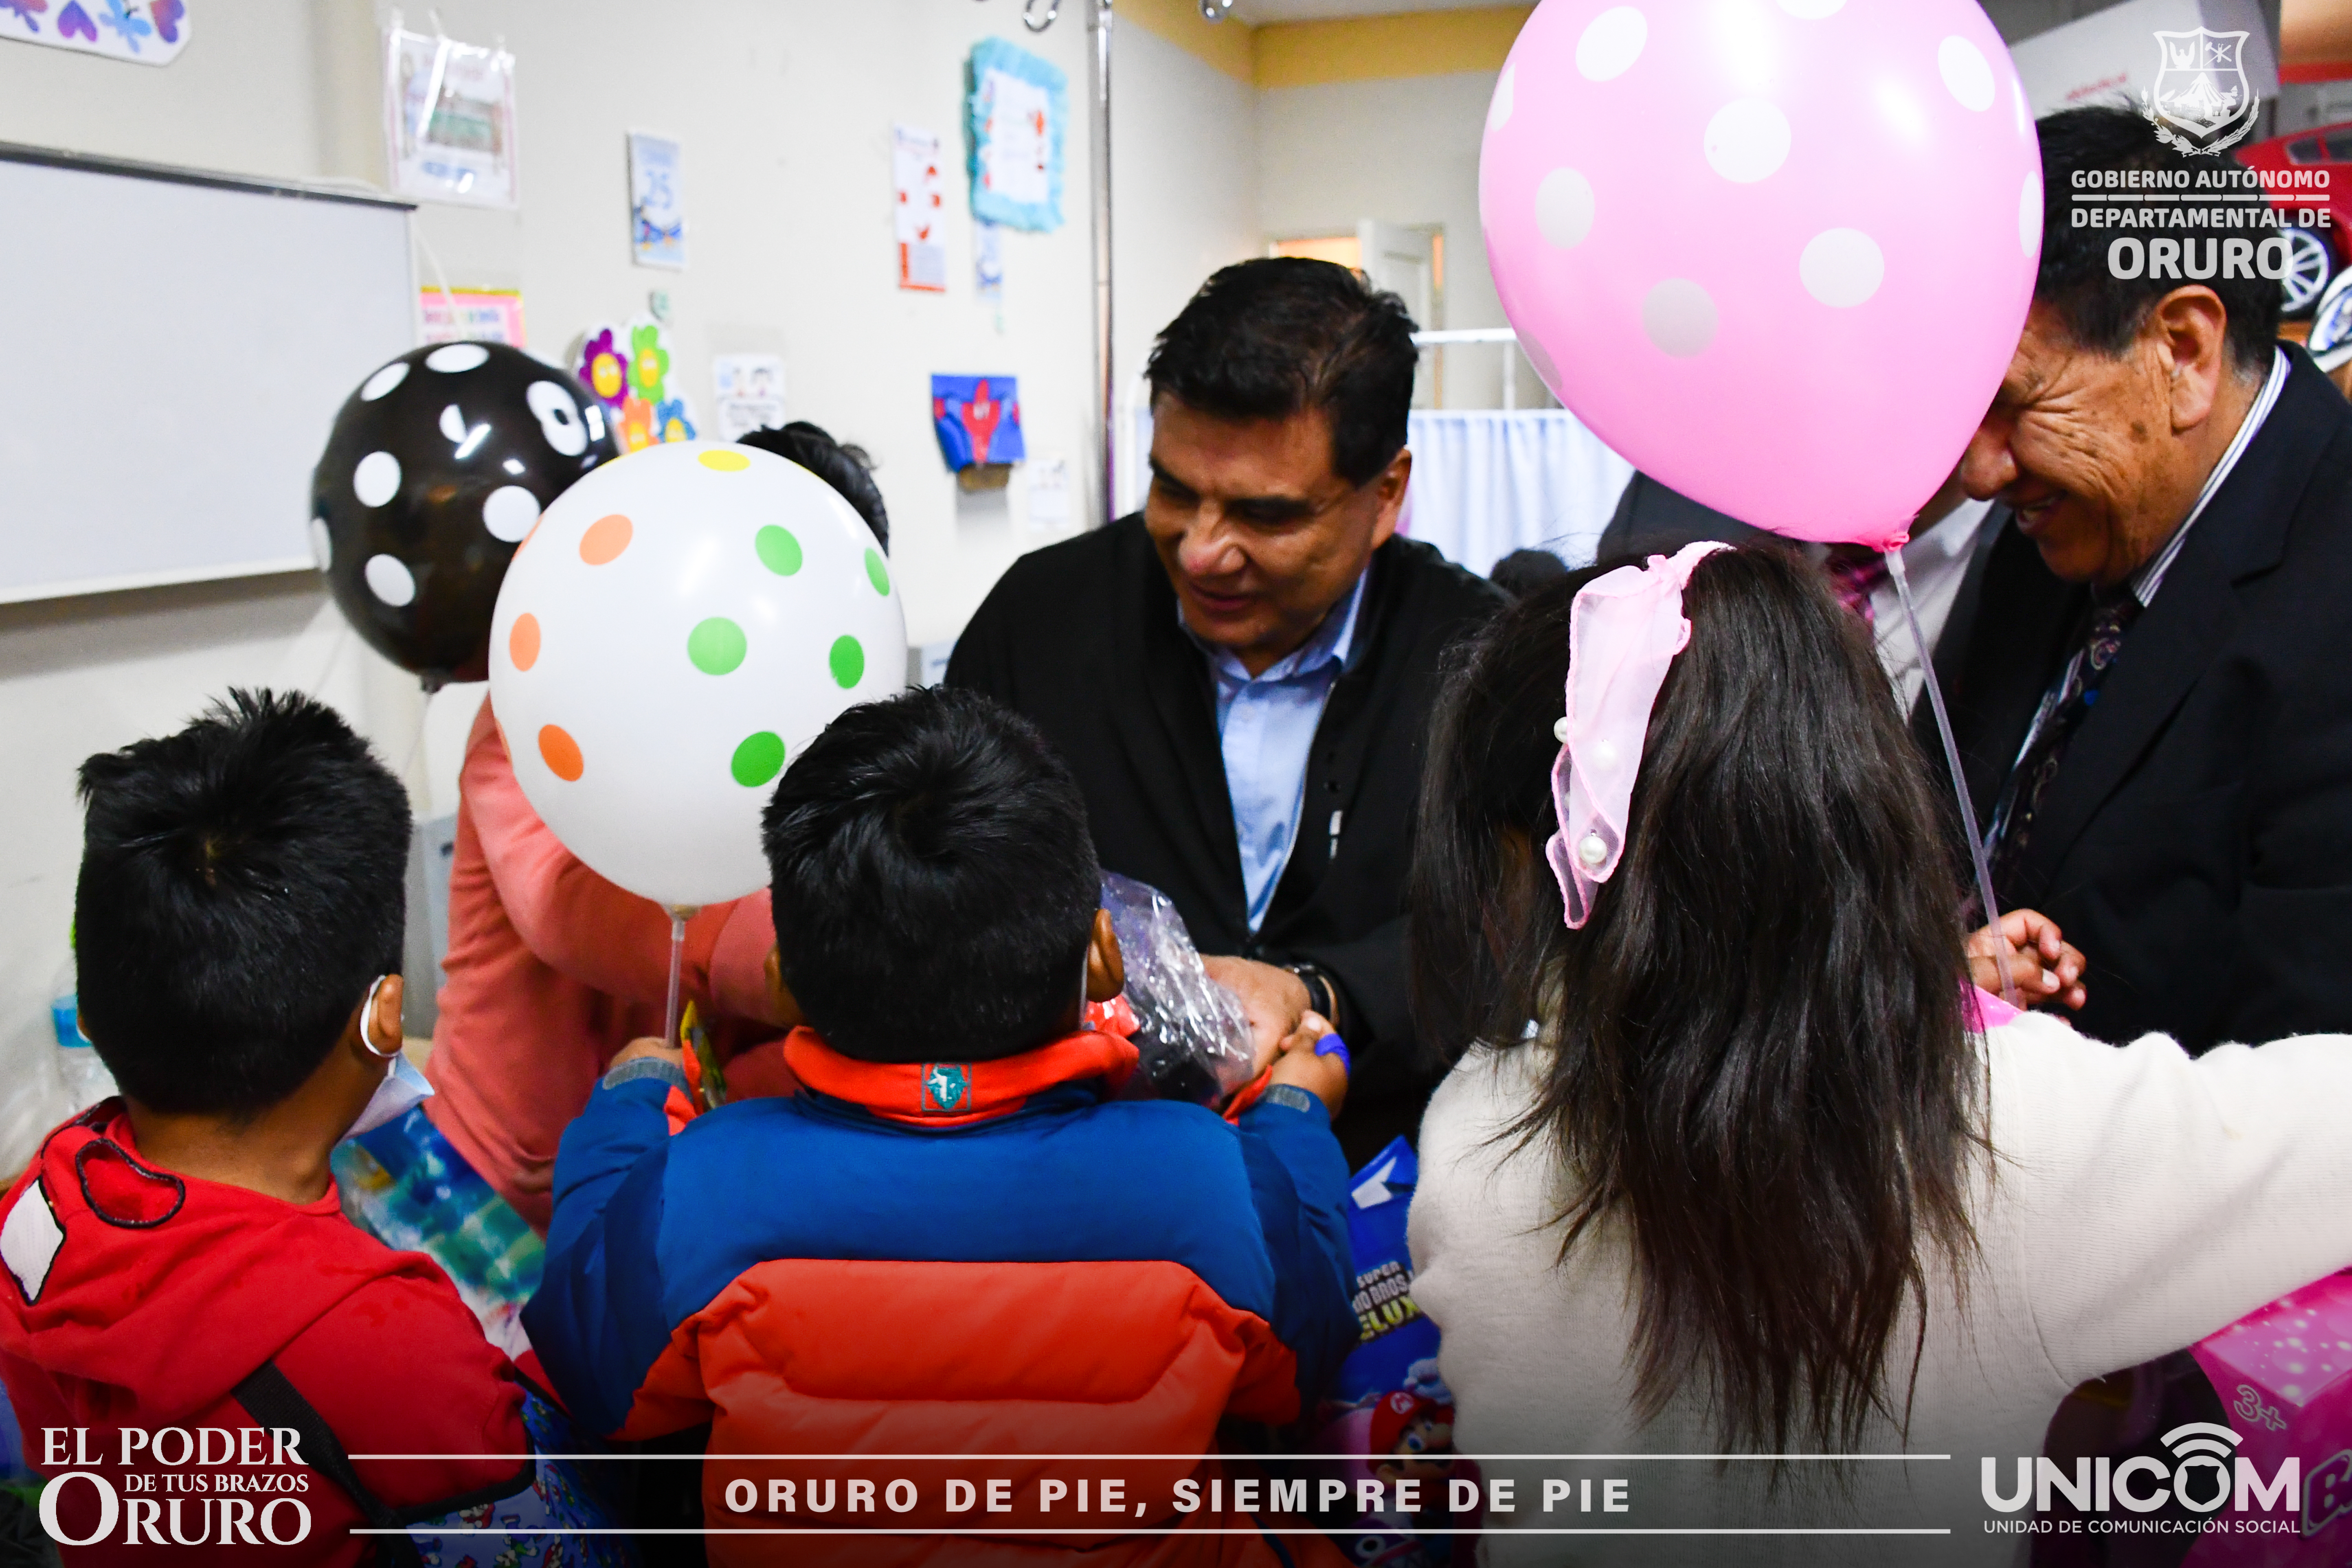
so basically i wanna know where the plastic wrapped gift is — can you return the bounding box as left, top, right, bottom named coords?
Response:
left=2185, top=1270, right=2352, bottom=1565
left=1093, top=871, right=1255, bottom=1106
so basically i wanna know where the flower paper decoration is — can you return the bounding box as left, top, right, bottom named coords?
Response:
left=619, top=395, right=657, bottom=454
left=628, top=324, right=670, bottom=403
left=577, top=327, right=626, bottom=406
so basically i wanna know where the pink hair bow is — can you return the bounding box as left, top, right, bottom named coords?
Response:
left=1547, top=541, right=1728, bottom=928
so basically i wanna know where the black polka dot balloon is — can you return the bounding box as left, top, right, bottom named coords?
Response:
left=311, top=342, right=619, bottom=687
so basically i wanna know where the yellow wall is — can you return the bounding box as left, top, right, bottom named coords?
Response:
left=1118, top=2, right=1531, bottom=89
left=1120, top=0, right=1257, bottom=82
left=1255, top=7, right=1532, bottom=88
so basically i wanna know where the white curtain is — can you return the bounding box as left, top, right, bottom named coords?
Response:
left=1399, top=410, right=1635, bottom=575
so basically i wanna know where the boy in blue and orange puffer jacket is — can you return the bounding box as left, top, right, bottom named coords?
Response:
left=525, top=686, right=1356, bottom=1568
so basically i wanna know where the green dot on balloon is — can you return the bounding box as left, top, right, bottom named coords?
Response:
left=864, top=548, right=891, bottom=596
left=687, top=616, right=747, bottom=675
left=755, top=525, right=803, bottom=576
left=731, top=731, right=786, bottom=788
left=828, top=634, right=865, bottom=689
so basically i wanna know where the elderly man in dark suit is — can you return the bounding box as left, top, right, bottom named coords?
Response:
left=1943, top=104, right=2352, bottom=1052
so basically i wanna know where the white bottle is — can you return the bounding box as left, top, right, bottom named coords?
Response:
left=51, top=954, right=118, bottom=1113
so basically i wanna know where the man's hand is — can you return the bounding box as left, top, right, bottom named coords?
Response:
left=1968, top=909, right=2088, bottom=1011
left=1202, top=955, right=1312, bottom=1074
left=610, top=1035, right=686, bottom=1070
left=1267, top=1012, right=1349, bottom=1118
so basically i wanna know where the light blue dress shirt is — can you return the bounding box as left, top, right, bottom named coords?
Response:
left=1186, top=572, right=1367, bottom=932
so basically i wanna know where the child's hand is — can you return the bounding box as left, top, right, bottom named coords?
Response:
left=1267, top=1011, right=1349, bottom=1118
left=610, top=1036, right=686, bottom=1070
left=1967, top=909, right=2088, bottom=1012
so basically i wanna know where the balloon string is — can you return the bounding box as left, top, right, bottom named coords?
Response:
left=663, top=909, right=688, bottom=1052
left=1883, top=545, right=2021, bottom=1013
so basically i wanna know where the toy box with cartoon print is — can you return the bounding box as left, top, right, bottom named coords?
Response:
left=1314, top=1137, right=1476, bottom=1568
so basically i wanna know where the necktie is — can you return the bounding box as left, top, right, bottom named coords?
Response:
left=1822, top=545, right=1891, bottom=625
left=1987, top=591, right=2143, bottom=894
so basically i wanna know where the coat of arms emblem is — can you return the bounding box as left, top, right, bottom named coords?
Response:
left=2144, top=28, right=2260, bottom=155
left=921, top=1062, right=973, bottom=1113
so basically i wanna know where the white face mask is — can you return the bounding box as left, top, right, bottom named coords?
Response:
left=347, top=1052, right=434, bottom=1139
left=345, top=974, right=433, bottom=1139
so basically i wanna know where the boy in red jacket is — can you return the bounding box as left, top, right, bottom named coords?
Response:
left=0, top=691, right=534, bottom=1564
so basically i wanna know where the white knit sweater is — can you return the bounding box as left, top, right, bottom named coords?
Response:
left=1408, top=1008, right=2352, bottom=1567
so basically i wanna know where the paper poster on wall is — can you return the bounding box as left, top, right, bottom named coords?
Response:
left=628, top=131, right=686, bottom=269
left=420, top=288, right=526, bottom=346
left=1026, top=455, right=1071, bottom=530
left=894, top=123, right=947, bottom=293
left=385, top=25, right=520, bottom=208
left=975, top=220, right=1005, bottom=307
left=966, top=38, right=1064, bottom=234
left=712, top=353, right=786, bottom=441
left=575, top=317, right=696, bottom=454
left=0, top=0, right=189, bottom=64
left=932, top=375, right=1024, bottom=470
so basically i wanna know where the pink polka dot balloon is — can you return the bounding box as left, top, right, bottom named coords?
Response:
left=1482, top=0, right=2042, bottom=547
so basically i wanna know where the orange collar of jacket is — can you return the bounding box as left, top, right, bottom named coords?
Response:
left=781, top=1028, right=1140, bottom=1127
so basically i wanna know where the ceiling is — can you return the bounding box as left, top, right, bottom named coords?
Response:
left=1219, top=0, right=2293, bottom=48
left=1227, top=0, right=1508, bottom=23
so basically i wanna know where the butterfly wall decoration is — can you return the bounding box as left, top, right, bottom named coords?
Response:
left=0, top=0, right=188, bottom=63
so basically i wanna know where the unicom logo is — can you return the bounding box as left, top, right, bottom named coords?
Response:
left=1982, top=1423, right=2298, bottom=1517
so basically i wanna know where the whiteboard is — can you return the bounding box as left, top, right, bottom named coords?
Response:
left=0, top=145, right=416, bottom=603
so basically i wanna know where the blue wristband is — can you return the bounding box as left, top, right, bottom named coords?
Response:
left=1314, top=1034, right=1351, bottom=1078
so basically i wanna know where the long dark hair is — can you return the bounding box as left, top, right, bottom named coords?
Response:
left=1409, top=545, right=1980, bottom=1454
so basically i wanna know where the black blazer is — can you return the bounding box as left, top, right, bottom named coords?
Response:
left=946, top=516, right=1505, bottom=1149
left=1942, top=345, right=2352, bottom=1051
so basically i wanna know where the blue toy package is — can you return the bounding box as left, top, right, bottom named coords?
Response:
left=332, top=1105, right=542, bottom=1356
left=406, top=1388, right=638, bottom=1567
left=1315, top=1137, right=1476, bottom=1568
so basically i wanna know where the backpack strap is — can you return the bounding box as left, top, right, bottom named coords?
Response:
left=234, top=1360, right=424, bottom=1568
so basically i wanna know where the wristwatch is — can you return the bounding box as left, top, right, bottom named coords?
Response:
left=1282, top=961, right=1345, bottom=1036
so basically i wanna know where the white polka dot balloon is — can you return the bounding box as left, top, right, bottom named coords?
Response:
left=1480, top=0, right=2042, bottom=547
left=489, top=441, right=908, bottom=908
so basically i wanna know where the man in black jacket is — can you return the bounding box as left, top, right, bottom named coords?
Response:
left=949, top=259, right=1503, bottom=1160
left=1946, top=105, right=2352, bottom=1052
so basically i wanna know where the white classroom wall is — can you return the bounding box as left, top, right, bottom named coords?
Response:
left=1258, top=68, right=1547, bottom=410
left=0, top=0, right=1255, bottom=1093
left=1109, top=22, right=1264, bottom=437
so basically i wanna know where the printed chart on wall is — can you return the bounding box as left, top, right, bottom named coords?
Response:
left=894, top=123, right=947, bottom=292
left=384, top=24, right=519, bottom=208
left=0, top=0, right=190, bottom=64
left=712, top=354, right=785, bottom=441
left=629, top=131, right=685, bottom=269
left=420, top=287, right=525, bottom=345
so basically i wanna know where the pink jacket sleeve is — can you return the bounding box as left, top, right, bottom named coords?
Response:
left=465, top=699, right=776, bottom=1019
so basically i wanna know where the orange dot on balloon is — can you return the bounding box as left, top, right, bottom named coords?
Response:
left=539, top=724, right=584, bottom=781
left=509, top=613, right=541, bottom=671
left=579, top=513, right=633, bottom=565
